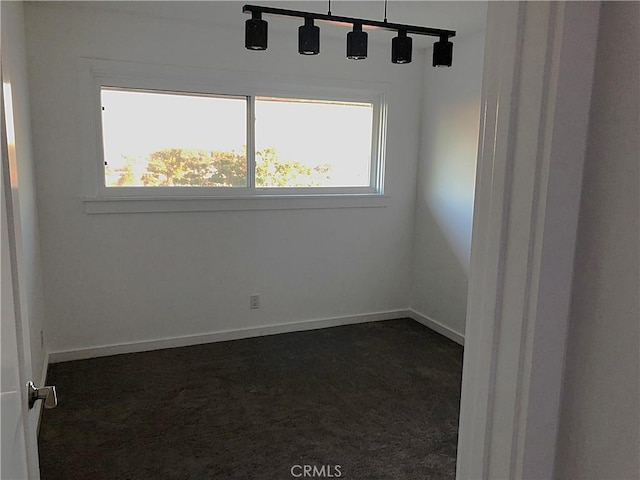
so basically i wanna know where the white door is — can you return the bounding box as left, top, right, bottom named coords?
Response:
left=1, top=140, right=29, bottom=477
left=0, top=64, right=44, bottom=480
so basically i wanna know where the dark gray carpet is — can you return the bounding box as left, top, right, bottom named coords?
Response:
left=39, top=319, right=463, bottom=479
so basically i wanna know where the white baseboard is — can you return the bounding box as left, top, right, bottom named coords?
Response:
left=48, top=309, right=411, bottom=363
left=408, top=309, right=465, bottom=345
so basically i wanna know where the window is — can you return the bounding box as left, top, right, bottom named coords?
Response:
left=79, top=59, right=389, bottom=212
left=254, top=97, right=373, bottom=188
left=100, top=87, right=381, bottom=194
left=101, top=88, right=248, bottom=188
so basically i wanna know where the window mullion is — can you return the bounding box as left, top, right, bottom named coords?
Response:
left=247, top=95, right=256, bottom=189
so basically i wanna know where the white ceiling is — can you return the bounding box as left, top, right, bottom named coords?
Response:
left=70, top=1, right=488, bottom=47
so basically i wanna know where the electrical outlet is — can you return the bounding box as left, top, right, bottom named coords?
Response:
left=250, top=294, right=260, bottom=309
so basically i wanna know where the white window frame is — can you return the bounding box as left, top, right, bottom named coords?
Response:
left=78, top=59, right=389, bottom=213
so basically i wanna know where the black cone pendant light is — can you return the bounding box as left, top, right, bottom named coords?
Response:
left=433, top=36, right=454, bottom=67
left=245, top=11, right=268, bottom=50
left=346, top=24, right=368, bottom=60
left=243, top=3, right=455, bottom=67
left=299, top=17, right=320, bottom=55
left=391, top=30, right=412, bottom=64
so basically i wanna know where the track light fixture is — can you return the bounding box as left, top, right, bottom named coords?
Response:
left=243, top=4, right=455, bottom=66
left=299, top=17, right=320, bottom=55
left=433, top=36, right=453, bottom=67
left=245, top=11, right=268, bottom=50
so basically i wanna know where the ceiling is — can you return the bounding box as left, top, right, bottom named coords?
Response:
left=71, top=1, right=488, bottom=47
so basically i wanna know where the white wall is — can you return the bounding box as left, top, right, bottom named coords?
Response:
left=555, top=2, right=640, bottom=478
left=24, top=1, right=427, bottom=354
left=411, top=25, right=486, bottom=337
left=1, top=2, right=48, bottom=384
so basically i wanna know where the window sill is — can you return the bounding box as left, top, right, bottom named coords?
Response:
left=82, top=194, right=390, bottom=214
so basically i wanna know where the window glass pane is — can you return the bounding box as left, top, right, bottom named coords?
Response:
left=255, top=97, right=373, bottom=188
left=101, top=88, right=247, bottom=187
